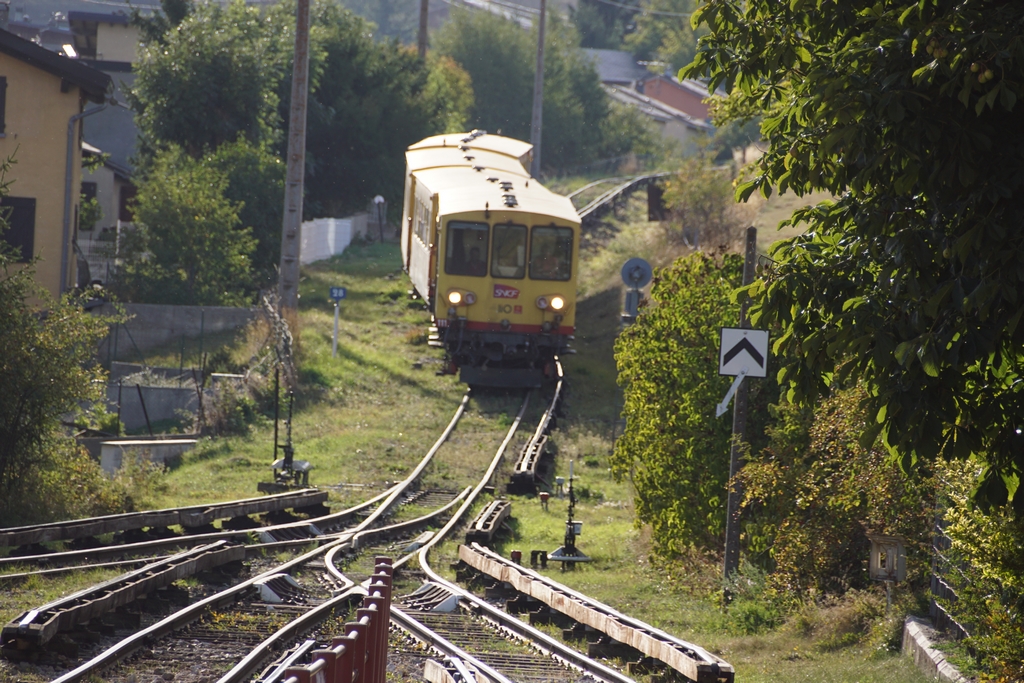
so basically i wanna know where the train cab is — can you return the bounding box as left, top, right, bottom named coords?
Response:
left=402, top=133, right=580, bottom=388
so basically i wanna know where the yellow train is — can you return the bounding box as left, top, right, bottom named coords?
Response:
left=401, top=130, right=580, bottom=387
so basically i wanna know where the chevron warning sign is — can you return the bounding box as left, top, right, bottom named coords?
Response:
left=719, top=328, right=769, bottom=378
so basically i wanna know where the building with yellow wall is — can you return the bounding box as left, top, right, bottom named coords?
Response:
left=0, top=28, right=110, bottom=300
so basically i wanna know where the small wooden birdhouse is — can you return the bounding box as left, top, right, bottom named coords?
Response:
left=867, top=533, right=906, bottom=582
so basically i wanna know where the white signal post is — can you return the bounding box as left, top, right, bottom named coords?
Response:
left=330, top=287, right=347, bottom=357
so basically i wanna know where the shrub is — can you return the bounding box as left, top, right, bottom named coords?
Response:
left=938, top=460, right=1024, bottom=680
left=740, top=387, right=935, bottom=596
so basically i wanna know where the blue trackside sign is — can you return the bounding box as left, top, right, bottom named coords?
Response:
left=330, top=286, right=347, bottom=301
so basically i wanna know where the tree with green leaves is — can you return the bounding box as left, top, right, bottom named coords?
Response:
left=115, top=148, right=255, bottom=306
left=612, top=254, right=774, bottom=553
left=129, top=1, right=289, bottom=160
left=0, top=160, right=122, bottom=524
left=683, top=1, right=1024, bottom=509
left=203, top=139, right=285, bottom=288
left=434, top=10, right=657, bottom=172
left=624, top=0, right=700, bottom=72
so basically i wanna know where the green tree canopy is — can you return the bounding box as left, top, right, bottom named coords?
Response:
left=297, top=2, right=472, bottom=216
left=434, top=10, right=657, bottom=172
left=624, top=0, right=700, bottom=72
left=0, top=165, right=115, bottom=521
left=683, top=1, right=1024, bottom=509
left=129, top=1, right=290, bottom=159
left=612, top=254, right=775, bottom=553
left=116, top=148, right=256, bottom=306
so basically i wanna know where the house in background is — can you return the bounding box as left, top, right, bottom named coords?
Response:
left=636, top=74, right=712, bottom=122
left=0, top=27, right=111, bottom=299
left=605, top=85, right=714, bottom=151
left=583, top=48, right=718, bottom=148
left=68, top=11, right=139, bottom=64
left=67, top=10, right=141, bottom=283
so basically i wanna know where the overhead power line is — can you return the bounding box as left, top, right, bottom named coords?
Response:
left=584, top=0, right=694, bottom=18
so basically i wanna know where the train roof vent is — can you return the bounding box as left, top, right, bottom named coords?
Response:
left=473, top=165, right=484, bottom=172
left=462, top=130, right=487, bottom=142
left=486, top=177, right=499, bottom=183
left=459, top=145, right=470, bottom=151
left=464, top=155, right=475, bottom=161
left=502, top=194, right=518, bottom=207
left=499, top=181, right=513, bottom=191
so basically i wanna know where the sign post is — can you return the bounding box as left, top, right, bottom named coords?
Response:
left=721, top=227, right=760, bottom=585
left=330, top=286, right=346, bottom=357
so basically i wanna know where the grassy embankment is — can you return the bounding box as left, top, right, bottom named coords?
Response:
left=1, top=188, right=929, bottom=683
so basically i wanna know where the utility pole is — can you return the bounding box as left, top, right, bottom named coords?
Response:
left=723, top=226, right=758, bottom=583
left=278, top=0, right=312, bottom=336
left=529, top=0, right=547, bottom=178
left=417, top=0, right=428, bottom=58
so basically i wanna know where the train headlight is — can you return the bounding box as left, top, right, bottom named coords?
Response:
left=448, top=290, right=462, bottom=305
left=536, top=296, right=549, bottom=310
left=550, top=296, right=565, bottom=311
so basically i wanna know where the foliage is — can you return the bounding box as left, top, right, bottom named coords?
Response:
left=434, top=10, right=656, bottom=171
left=571, top=0, right=630, bottom=50
left=131, top=0, right=194, bottom=46
left=433, top=11, right=533, bottom=141
left=202, top=138, right=285, bottom=288
left=422, top=55, right=475, bottom=134
left=79, top=194, right=102, bottom=232
left=129, top=0, right=289, bottom=160
left=682, top=0, right=1024, bottom=509
left=740, top=388, right=934, bottom=596
left=338, top=0, right=418, bottom=42
left=661, top=152, right=748, bottom=249
left=0, top=159, right=120, bottom=523
left=612, top=253, right=753, bottom=552
left=297, top=2, right=468, bottom=217
left=114, top=147, right=256, bottom=306
left=939, top=459, right=1024, bottom=680
left=624, top=0, right=700, bottom=72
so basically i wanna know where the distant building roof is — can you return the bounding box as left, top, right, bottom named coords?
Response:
left=605, top=85, right=715, bottom=133
left=0, top=28, right=110, bottom=102
left=67, top=12, right=131, bottom=25
left=581, top=48, right=650, bottom=85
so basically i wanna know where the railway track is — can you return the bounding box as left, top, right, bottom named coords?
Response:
left=2, top=392, right=475, bottom=681
left=5, top=366, right=732, bottom=683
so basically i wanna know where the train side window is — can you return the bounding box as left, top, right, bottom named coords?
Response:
left=491, top=223, right=527, bottom=278
left=445, top=221, right=489, bottom=276
left=415, top=200, right=429, bottom=243
left=529, top=226, right=573, bottom=281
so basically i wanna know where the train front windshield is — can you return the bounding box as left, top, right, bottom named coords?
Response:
left=445, top=221, right=489, bottom=276
left=491, top=223, right=527, bottom=278
left=530, top=226, right=573, bottom=281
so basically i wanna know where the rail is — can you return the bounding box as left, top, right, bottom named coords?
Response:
left=45, top=393, right=472, bottom=683
left=460, top=542, right=735, bottom=683
left=0, top=488, right=328, bottom=547
left=577, top=173, right=671, bottom=226
left=507, top=361, right=564, bottom=492
left=2, top=541, right=243, bottom=647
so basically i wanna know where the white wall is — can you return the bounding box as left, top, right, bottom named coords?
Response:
left=300, top=213, right=368, bottom=264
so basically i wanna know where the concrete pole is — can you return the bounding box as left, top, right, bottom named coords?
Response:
left=529, top=0, right=547, bottom=178
left=417, top=0, right=428, bottom=58
left=278, top=0, right=312, bottom=334
left=723, top=226, right=758, bottom=582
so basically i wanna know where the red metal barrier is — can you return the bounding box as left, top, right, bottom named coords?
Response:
left=282, top=558, right=393, bottom=683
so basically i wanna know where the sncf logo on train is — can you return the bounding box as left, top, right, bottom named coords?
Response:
left=493, top=284, right=520, bottom=299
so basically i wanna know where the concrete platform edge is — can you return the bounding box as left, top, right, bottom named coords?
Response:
left=902, top=615, right=969, bottom=682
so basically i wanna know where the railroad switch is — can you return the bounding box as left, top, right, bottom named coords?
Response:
left=259, top=370, right=314, bottom=493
